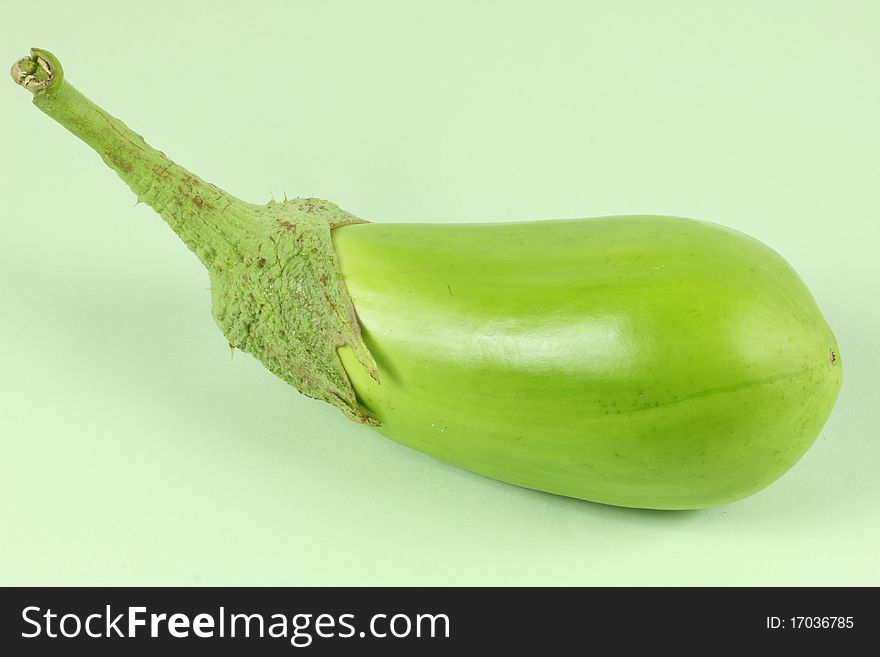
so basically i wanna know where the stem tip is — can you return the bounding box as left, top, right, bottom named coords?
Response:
left=11, top=48, right=63, bottom=95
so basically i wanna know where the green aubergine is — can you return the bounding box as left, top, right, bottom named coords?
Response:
left=12, top=49, right=842, bottom=509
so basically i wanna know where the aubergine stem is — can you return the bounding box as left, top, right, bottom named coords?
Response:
left=12, top=49, right=253, bottom=266
left=12, top=48, right=380, bottom=424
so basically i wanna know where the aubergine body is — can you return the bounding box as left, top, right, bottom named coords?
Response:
left=334, top=216, right=841, bottom=509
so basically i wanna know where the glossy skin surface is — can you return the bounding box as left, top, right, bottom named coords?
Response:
left=334, top=216, right=841, bottom=509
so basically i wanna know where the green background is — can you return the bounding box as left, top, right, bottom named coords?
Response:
left=2, top=1, right=878, bottom=585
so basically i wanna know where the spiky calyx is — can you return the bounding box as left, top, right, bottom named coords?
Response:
left=12, top=48, right=379, bottom=424
left=209, top=196, right=380, bottom=424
